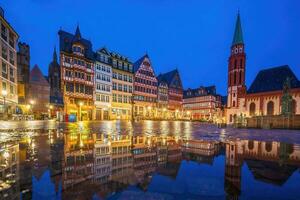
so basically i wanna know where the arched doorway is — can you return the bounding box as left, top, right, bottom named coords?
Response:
left=267, top=101, right=274, bottom=116
left=292, top=99, right=297, bottom=114
left=249, top=102, right=256, bottom=116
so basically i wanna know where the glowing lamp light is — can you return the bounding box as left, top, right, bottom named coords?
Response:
left=79, top=102, right=84, bottom=106
left=2, top=90, right=7, bottom=96
left=30, top=100, right=35, bottom=105
left=3, top=151, right=9, bottom=159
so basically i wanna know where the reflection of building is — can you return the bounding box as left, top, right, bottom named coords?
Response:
left=226, top=13, right=300, bottom=125
left=224, top=141, right=242, bottom=200
left=0, top=7, right=19, bottom=119
left=94, top=48, right=112, bottom=120
left=111, top=52, right=134, bottom=120
left=183, top=86, right=222, bottom=121
left=223, top=139, right=300, bottom=199
left=59, top=26, right=95, bottom=121
left=133, top=55, right=158, bottom=119
left=94, top=134, right=111, bottom=184
left=157, top=69, right=183, bottom=119
left=110, top=135, right=133, bottom=184
left=0, top=142, right=19, bottom=200
left=28, top=65, right=50, bottom=118
left=132, top=136, right=157, bottom=186
left=17, top=42, right=30, bottom=105
left=62, top=133, right=95, bottom=189
left=48, top=48, right=64, bottom=119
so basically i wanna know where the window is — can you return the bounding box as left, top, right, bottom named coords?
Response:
left=2, top=62, right=7, bottom=79
left=118, top=95, right=122, bottom=103
left=267, top=101, right=274, bottom=116
left=249, top=102, right=256, bottom=116
left=118, top=73, right=122, bottom=80
left=113, top=94, right=117, bottom=102
left=10, top=85, right=14, bottom=94
left=9, top=51, right=14, bottom=65
left=112, top=82, right=117, bottom=90
left=2, top=82, right=6, bottom=91
left=9, top=67, right=14, bottom=82
left=118, top=84, right=122, bottom=91
left=123, top=85, right=128, bottom=92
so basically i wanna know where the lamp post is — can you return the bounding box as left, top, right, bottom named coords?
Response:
left=2, top=90, right=7, bottom=120
left=30, top=100, right=35, bottom=119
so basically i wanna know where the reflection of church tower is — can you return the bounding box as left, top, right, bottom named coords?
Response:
left=224, top=142, right=242, bottom=200
left=227, top=12, right=246, bottom=109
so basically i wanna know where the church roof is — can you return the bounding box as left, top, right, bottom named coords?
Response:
left=232, top=13, right=244, bottom=46
left=58, top=26, right=94, bottom=60
left=247, top=65, right=300, bottom=94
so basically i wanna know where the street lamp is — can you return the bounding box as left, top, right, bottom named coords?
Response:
left=2, top=90, right=7, bottom=119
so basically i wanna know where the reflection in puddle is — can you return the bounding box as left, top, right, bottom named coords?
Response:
left=0, top=123, right=300, bottom=199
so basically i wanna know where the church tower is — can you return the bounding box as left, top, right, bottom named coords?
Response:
left=227, top=13, right=246, bottom=108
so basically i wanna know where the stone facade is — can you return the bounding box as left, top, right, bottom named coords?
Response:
left=0, top=8, right=19, bottom=119
left=48, top=47, right=64, bottom=119
left=28, top=65, right=50, bottom=118
left=17, top=42, right=30, bottom=105
left=226, top=13, right=300, bottom=126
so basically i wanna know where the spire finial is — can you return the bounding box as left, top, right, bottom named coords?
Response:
left=75, top=24, right=81, bottom=39
left=232, top=11, right=244, bottom=46
left=53, top=46, right=57, bottom=62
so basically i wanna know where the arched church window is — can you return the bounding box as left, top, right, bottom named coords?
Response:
left=233, top=72, right=236, bottom=85
left=233, top=101, right=236, bottom=107
left=249, top=102, right=256, bottom=116
left=234, top=60, right=237, bottom=69
left=267, top=101, right=274, bottom=116
left=265, top=142, right=272, bottom=152
left=239, top=71, right=242, bottom=85
left=248, top=140, right=254, bottom=150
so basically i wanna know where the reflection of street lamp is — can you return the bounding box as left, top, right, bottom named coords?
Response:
left=2, top=90, right=7, bottom=118
left=29, top=100, right=35, bottom=118
left=79, top=102, right=83, bottom=121
left=48, top=105, right=53, bottom=119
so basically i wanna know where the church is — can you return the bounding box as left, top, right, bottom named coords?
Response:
left=226, top=13, right=300, bottom=125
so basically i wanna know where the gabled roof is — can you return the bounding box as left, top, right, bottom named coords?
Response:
left=30, top=65, right=49, bottom=86
left=232, top=13, right=244, bottom=46
left=157, top=69, right=178, bottom=85
left=183, top=85, right=217, bottom=99
left=247, top=65, right=300, bottom=94
left=58, top=27, right=94, bottom=60
left=133, top=54, right=149, bottom=72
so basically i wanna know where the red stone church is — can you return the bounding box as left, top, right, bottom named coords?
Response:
left=226, top=13, right=300, bottom=125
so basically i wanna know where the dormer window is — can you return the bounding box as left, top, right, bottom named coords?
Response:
left=72, top=45, right=84, bottom=55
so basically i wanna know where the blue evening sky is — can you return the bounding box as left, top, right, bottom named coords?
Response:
left=2, top=0, right=300, bottom=95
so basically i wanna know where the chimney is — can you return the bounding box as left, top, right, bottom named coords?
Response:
left=0, top=7, right=4, bottom=18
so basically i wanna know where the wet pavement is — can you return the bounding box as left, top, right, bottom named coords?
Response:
left=0, top=121, right=300, bottom=199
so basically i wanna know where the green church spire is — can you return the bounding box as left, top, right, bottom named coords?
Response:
left=232, top=12, right=244, bottom=46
